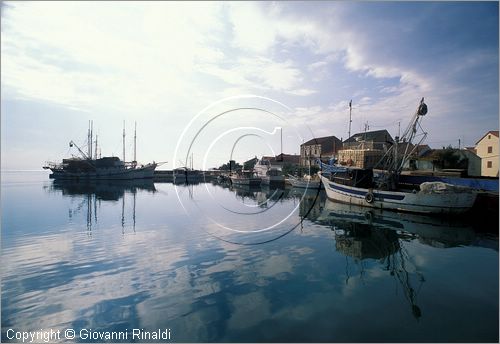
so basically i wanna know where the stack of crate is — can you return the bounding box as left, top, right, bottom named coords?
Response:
left=338, top=149, right=385, bottom=169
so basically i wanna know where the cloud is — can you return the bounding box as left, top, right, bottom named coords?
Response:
left=1, top=2, right=227, bottom=114
left=199, top=57, right=316, bottom=96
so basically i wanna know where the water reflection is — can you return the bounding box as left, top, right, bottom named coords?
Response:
left=317, top=200, right=480, bottom=248
left=50, top=179, right=156, bottom=200
left=49, top=179, right=156, bottom=234
left=313, top=199, right=498, bottom=321
left=2, top=176, right=498, bottom=342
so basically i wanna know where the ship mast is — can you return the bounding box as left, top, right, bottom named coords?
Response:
left=122, top=121, right=126, bottom=162
left=133, top=121, right=137, bottom=166
left=87, top=121, right=91, bottom=159
left=375, top=98, right=428, bottom=189
left=90, top=120, right=93, bottom=159
left=94, top=134, right=98, bottom=160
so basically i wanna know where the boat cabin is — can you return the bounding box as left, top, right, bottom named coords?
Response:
left=329, top=168, right=374, bottom=188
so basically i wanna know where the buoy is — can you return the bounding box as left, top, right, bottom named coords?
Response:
left=365, top=191, right=374, bottom=203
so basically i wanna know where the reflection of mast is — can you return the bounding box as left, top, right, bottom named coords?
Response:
left=384, top=243, right=424, bottom=320
left=87, top=193, right=92, bottom=234
left=188, top=183, right=194, bottom=200
left=121, top=193, right=125, bottom=234
left=334, top=224, right=423, bottom=320
left=133, top=188, right=136, bottom=233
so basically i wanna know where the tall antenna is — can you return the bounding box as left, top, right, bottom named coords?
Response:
left=348, top=100, right=352, bottom=139
left=133, top=121, right=137, bottom=163
left=122, top=121, right=126, bottom=162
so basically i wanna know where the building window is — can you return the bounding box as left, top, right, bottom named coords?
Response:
left=488, top=135, right=491, bottom=139
left=487, top=161, right=492, bottom=168
left=488, top=146, right=493, bottom=154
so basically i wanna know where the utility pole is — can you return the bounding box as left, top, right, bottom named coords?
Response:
left=348, top=100, right=352, bottom=139
left=280, top=127, right=283, bottom=161
left=458, top=138, right=461, bottom=149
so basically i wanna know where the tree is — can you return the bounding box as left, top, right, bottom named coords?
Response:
left=435, top=146, right=466, bottom=169
left=217, top=161, right=242, bottom=171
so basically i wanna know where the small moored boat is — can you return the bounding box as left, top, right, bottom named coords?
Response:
left=254, top=158, right=285, bottom=185
left=289, top=174, right=323, bottom=189
left=230, top=170, right=262, bottom=186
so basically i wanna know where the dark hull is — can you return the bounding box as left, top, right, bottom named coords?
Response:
left=49, top=164, right=157, bottom=180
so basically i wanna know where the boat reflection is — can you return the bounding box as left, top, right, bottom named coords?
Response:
left=291, top=188, right=326, bottom=221
left=50, top=179, right=156, bottom=200
left=48, top=179, right=156, bottom=234
left=230, top=184, right=293, bottom=207
left=317, top=200, right=477, bottom=248
left=313, top=199, right=497, bottom=321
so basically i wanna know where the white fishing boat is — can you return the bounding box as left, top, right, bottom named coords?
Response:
left=230, top=170, right=262, bottom=186
left=254, top=158, right=285, bottom=185
left=289, top=174, right=322, bottom=189
left=319, top=98, right=477, bottom=215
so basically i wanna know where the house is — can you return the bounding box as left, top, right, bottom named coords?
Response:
left=475, top=131, right=499, bottom=177
left=300, top=135, right=342, bottom=167
left=414, top=148, right=481, bottom=177
left=465, top=146, right=477, bottom=154
left=261, top=154, right=300, bottom=167
left=415, top=144, right=431, bottom=157
left=338, top=129, right=394, bottom=169
left=342, top=129, right=394, bottom=150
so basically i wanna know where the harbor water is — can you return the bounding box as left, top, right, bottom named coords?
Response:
left=1, top=171, right=498, bottom=342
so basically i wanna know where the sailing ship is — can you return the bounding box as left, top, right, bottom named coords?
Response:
left=44, top=121, right=158, bottom=180
left=319, top=98, right=477, bottom=214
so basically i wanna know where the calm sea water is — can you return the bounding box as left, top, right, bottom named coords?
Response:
left=1, top=171, right=498, bottom=342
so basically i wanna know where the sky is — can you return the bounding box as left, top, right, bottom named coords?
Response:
left=1, top=1, right=498, bottom=170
